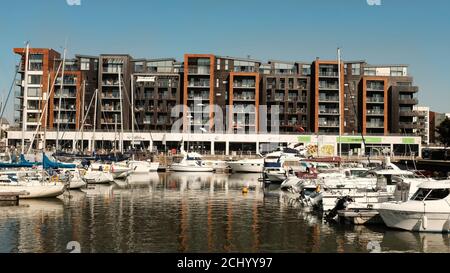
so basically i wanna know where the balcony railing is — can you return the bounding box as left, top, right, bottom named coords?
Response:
left=54, top=93, right=77, bottom=98
left=319, top=84, right=339, bottom=90
left=319, top=96, right=339, bottom=102
left=398, top=98, right=418, bottom=104
left=233, top=95, right=255, bottom=101
left=319, top=121, right=340, bottom=127
left=188, top=81, right=210, bottom=87
left=366, top=84, right=384, bottom=91
left=367, top=109, right=384, bottom=115
left=233, top=82, right=256, bottom=88
left=399, top=110, right=417, bottom=116
left=102, top=94, right=120, bottom=99
left=188, top=66, right=210, bottom=75
left=102, top=80, right=120, bottom=86
left=319, top=109, right=340, bottom=115
left=366, top=97, right=384, bottom=103
left=319, top=71, right=339, bottom=77
left=366, top=123, right=384, bottom=128
left=399, top=122, right=418, bottom=129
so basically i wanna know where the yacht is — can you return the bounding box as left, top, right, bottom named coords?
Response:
left=127, top=160, right=160, bottom=174
left=80, top=163, right=114, bottom=184
left=169, top=152, right=214, bottom=172
left=0, top=170, right=67, bottom=199
left=378, top=181, right=450, bottom=233
left=110, top=161, right=132, bottom=179
left=227, top=158, right=264, bottom=173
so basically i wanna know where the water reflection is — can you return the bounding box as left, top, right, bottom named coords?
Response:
left=0, top=173, right=449, bottom=253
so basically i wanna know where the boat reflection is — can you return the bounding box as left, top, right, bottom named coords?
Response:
left=381, top=230, right=450, bottom=253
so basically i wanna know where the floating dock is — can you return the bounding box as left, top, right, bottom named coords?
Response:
left=0, top=191, right=29, bottom=206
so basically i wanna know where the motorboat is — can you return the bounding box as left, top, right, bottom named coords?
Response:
left=127, top=160, right=159, bottom=174
left=227, top=158, right=264, bottom=173
left=201, top=160, right=230, bottom=173
left=378, top=180, right=450, bottom=233
left=169, top=152, right=214, bottom=172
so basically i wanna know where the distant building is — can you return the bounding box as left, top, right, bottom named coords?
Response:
left=430, top=111, right=447, bottom=145
left=413, top=106, right=430, bottom=145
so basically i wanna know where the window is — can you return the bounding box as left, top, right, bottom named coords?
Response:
left=28, top=87, right=42, bottom=97
left=217, top=59, right=221, bottom=70
left=225, top=60, right=229, bottom=70
left=302, top=65, right=311, bottom=76
left=412, top=188, right=450, bottom=201
left=344, top=64, right=348, bottom=75
left=28, top=75, right=42, bottom=85
left=80, top=58, right=90, bottom=71
left=352, top=64, right=360, bottom=76
left=216, top=79, right=219, bottom=88
left=364, top=68, right=376, bottom=76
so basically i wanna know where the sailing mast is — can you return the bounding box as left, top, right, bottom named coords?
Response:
left=56, top=46, right=67, bottom=152
left=80, top=80, right=86, bottom=153
left=21, top=42, right=30, bottom=155
left=337, top=48, right=342, bottom=158
left=118, top=66, right=124, bottom=154
left=92, top=89, right=98, bottom=154
left=131, top=74, right=135, bottom=160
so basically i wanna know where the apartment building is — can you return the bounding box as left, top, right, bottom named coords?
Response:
left=12, top=47, right=423, bottom=140
left=98, top=54, right=132, bottom=131
left=413, top=106, right=430, bottom=145
left=260, top=61, right=311, bottom=133
left=14, top=48, right=60, bottom=131
left=131, top=58, right=181, bottom=131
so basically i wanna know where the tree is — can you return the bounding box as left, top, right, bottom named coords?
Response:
left=436, top=117, right=450, bottom=160
left=436, top=117, right=450, bottom=147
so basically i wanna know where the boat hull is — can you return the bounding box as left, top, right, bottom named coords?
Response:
left=170, top=165, right=214, bottom=172
left=228, top=162, right=264, bottom=173
left=379, top=203, right=450, bottom=233
left=0, top=184, right=66, bottom=199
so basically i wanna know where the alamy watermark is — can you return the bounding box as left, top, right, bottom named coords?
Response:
left=66, top=0, right=81, bottom=6
left=367, top=0, right=382, bottom=6
left=67, top=241, right=81, bottom=253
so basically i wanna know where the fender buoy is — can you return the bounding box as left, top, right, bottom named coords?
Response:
left=422, top=215, right=428, bottom=230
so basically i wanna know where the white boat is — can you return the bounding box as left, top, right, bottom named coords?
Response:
left=0, top=180, right=66, bottom=199
left=80, top=165, right=114, bottom=184
left=201, top=160, right=229, bottom=172
left=227, top=158, right=264, bottom=173
left=169, top=152, right=214, bottom=172
left=379, top=181, right=450, bottom=233
left=127, top=160, right=159, bottom=174
left=59, top=169, right=86, bottom=189
left=111, top=161, right=132, bottom=179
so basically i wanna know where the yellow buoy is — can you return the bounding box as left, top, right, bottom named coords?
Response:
left=242, top=187, right=249, bottom=194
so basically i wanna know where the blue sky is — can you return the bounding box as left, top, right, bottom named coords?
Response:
left=1, top=0, right=449, bottom=122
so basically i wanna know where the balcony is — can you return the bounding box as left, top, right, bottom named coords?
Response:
left=366, top=122, right=384, bottom=128
left=399, top=110, right=417, bottom=117
left=102, top=105, right=121, bottom=112
left=319, top=121, right=339, bottom=127
left=286, top=108, right=307, bottom=114
left=273, top=96, right=285, bottom=102
left=102, top=94, right=120, bottom=100
left=54, top=106, right=77, bottom=111
left=398, top=98, right=418, bottom=105
left=399, top=122, right=418, bottom=129
left=397, top=85, right=419, bottom=93
left=233, top=95, right=255, bottom=101
left=188, top=66, right=210, bottom=75
left=29, top=63, right=43, bottom=71
left=366, top=97, right=384, bottom=103
left=366, top=109, right=384, bottom=116
left=366, top=84, right=384, bottom=91
left=102, top=80, right=120, bottom=86
left=54, top=92, right=77, bottom=99
left=56, top=78, right=78, bottom=86
left=319, top=108, right=340, bottom=115
left=319, top=71, right=339, bottom=77
left=143, top=119, right=153, bottom=125
left=319, top=83, right=339, bottom=90
left=188, top=81, right=210, bottom=88
left=233, top=81, right=256, bottom=88
left=319, top=96, right=339, bottom=103
left=54, top=118, right=76, bottom=124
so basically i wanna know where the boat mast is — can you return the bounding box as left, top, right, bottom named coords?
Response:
left=92, top=89, right=98, bottom=154
left=131, top=74, right=135, bottom=160
left=118, top=66, right=124, bottom=154
left=337, top=48, right=342, bottom=158
left=21, top=42, right=30, bottom=155
left=114, top=114, right=118, bottom=158
left=56, top=46, right=67, bottom=152
left=80, top=80, right=86, bottom=153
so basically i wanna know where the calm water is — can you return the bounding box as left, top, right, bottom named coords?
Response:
left=1, top=172, right=449, bottom=253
